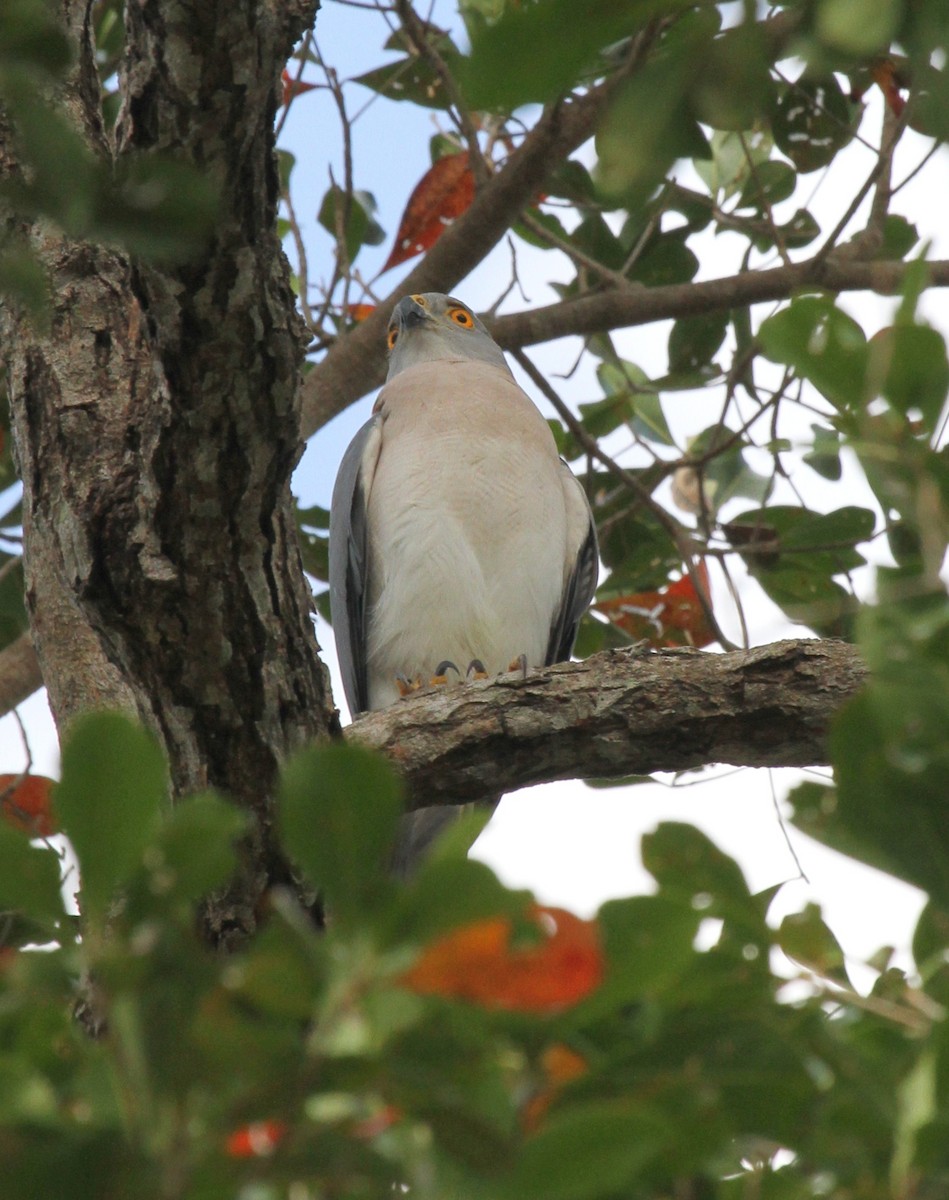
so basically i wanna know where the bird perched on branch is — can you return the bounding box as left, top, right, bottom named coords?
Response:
left=330, top=292, right=598, bottom=872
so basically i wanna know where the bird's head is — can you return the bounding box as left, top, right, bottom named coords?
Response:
left=385, top=293, right=510, bottom=379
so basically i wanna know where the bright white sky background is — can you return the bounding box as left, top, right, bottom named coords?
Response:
left=4, top=0, right=948, bottom=984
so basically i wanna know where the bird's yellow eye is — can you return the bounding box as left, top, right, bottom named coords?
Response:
left=449, top=306, right=474, bottom=329
left=387, top=328, right=399, bottom=351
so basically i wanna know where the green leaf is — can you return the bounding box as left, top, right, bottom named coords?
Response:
left=0, top=0, right=71, bottom=76
left=276, top=148, right=295, bottom=193
left=803, top=423, right=843, bottom=481
left=777, top=903, right=851, bottom=985
left=642, top=823, right=772, bottom=952
left=228, top=913, right=325, bottom=1020
left=0, top=239, right=49, bottom=323
left=691, top=24, right=775, bottom=132
left=596, top=501, right=681, bottom=590
left=695, top=127, right=772, bottom=201
left=879, top=214, right=919, bottom=260
left=0, top=824, right=65, bottom=924
left=502, top=1101, right=671, bottom=1200
left=582, top=894, right=700, bottom=1013
left=386, top=855, right=531, bottom=948
left=685, top=424, right=773, bottom=511
left=643, top=822, right=752, bottom=908
left=570, top=214, right=624, bottom=271
left=54, top=713, right=166, bottom=923
left=513, top=207, right=572, bottom=251
left=816, top=0, right=901, bottom=56
left=596, top=34, right=713, bottom=202
left=729, top=504, right=875, bottom=574
left=829, top=690, right=949, bottom=909
left=668, top=311, right=728, bottom=374
left=96, top=154, right=218, bottom=264
left=772, top=76, right=857, bottom=173
left=736, top=159, right=797, bottom=211
left=759, top=295, right=868, bottom=410
left=871, top=324, right=949, bottom=428
left=627, top=229, right=699, bottom=286
left=142, top=791, right=246, bottom=907
left=318, top=187, right=385, bottom=264
left=461, top=0, right=690, bottom=110
left=297, top=502, right=331, bottom=582
left=354, top=56, right=455, bottom=110
left=773, top=207, right=821, bottom=250
left=278, top=743, right=402, bottom=924
left=0, top=557, right=29, bottom=649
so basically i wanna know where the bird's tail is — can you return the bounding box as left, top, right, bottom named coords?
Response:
left=390, top=799, right=498, bottom=878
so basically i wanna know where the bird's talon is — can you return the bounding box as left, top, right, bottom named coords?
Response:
left=466, top=658, right=489, bottom=682
left=429, top=660, right=460, bottom=687
left=506, top=653, right=529, bottom=678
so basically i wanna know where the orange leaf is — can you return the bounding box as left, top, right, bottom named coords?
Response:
left=347, top=303, right=377, bottom=322
left=381, top=152, right=474, bottom=273
left=523, top=1043, right=588, bottom=1131
left=870, top=59, right=906, bottom=117
left=281, top=69, right=318, bottom=108
left=594, top=561, right=714, bottom=649
left=0, top=774, right=57, bottom=837
left=401, top=905, right=603, bottom=1012
left=226, top=1119, right=287, bottom=1158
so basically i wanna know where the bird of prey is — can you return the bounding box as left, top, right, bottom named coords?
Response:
left=329, top=292, right=598, bottom=871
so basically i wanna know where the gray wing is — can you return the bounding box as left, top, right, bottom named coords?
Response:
left=329, top=417, right=380, bottom=715
left=545, top=492, right=599, bottom=665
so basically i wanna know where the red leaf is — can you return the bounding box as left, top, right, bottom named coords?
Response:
left=0, top=774, right=57, bottom=837
left=281, top=69, right=318, bottom=109
left=595, top=561, right=714, bottom=649
left=401, top=904, right=603, bottom=1012
left=225, top=1119, right=287, bottom=1158
left=381, top=152, right=474, bottom=273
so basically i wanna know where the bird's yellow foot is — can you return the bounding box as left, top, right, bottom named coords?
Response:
left=505, top=653, right=529, bottom=678
left=466, top=659, right=489, bottom=682
left=431, top=660, right=461, bottom=686
left=395, top=673, right=423, bottom=698
left=396, top=662, right=461, bottom=698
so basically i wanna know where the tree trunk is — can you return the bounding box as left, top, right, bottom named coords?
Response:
left=0, top=0, right=330, bottom=946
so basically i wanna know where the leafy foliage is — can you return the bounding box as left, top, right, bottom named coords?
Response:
left=0, top=715, right=946, bottom=1198
left=3, top=1, right=949, bottom=1197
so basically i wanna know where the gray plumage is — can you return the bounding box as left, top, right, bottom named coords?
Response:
left=329, top=292, right=598, bottom=871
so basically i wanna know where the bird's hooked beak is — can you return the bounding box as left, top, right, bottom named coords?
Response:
left=393, top=294, right=433, bottom=331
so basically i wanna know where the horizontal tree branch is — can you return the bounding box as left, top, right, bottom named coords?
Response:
left=487, top=256, right=949, bottom=352
left=348, top=639, right=866, bottom=810
left=304, top=239, right=949, bottom=435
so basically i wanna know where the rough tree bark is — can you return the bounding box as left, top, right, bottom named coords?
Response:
left=352, top=640, right=866, bottom=809
left=0, top=0, right=331, bottom=946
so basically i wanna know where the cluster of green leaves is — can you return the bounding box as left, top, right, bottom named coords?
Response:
left=1, top=711, right=948, bottom=1198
